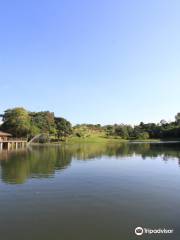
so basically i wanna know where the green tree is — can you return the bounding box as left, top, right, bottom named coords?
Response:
left=114, top=124, right=129, bottom=139
left=137, top=132, right=149, bottom=140
left=55, top=117, right=72, bottom=140
left=1, top=107, right=31, bottom=137
left=30, top=111, right=56, bottom=134
left=105, top=125, right=115, bottom=136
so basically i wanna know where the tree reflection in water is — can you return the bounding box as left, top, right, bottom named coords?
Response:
left=0, top=142, right=180, bottom=184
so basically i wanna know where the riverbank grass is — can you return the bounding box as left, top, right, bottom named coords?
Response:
left=64, top=136, right=128, bottom=144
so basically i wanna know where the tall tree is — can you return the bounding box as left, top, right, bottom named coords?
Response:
left=30, top=111, right=56, bottom=134
left=114, top=124, right=129, bottom=139
left=1, top=108, right=31, bottom=137
left=55, top=117, right=72, bottom=140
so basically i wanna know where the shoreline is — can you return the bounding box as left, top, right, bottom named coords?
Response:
left=29, top=136, right=180, bottom=146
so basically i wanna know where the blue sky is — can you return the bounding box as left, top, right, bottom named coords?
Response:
left=0, top=0, right=180, bottom=125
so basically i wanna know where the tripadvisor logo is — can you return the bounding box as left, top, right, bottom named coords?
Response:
left=134, top=226, right=174, bottom=236
left=135, top=227, right=143, bottom=236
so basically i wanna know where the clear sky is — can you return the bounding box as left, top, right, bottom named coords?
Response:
left=0, top=0, right=180, bottom=125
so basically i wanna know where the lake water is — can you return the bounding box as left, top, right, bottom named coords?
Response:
left=0, top=142, right=180, bottom=240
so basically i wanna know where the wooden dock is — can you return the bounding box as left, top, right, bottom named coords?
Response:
left=0, top=131, right=27, bottom=151
left=0, top=139, right=27, bottom=150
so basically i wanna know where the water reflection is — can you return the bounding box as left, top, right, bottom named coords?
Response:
left=0, top=142, right=180, bottom=184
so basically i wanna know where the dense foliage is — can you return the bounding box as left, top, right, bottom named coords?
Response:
left=55, top=117, right=72, bottom=140
left=1, top=107, right=180, bottom=141
left=1, top=108, right=31, bottom=137
left=0, top=108, right=72, bottom=140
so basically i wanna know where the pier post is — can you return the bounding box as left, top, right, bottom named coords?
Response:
left=0, top=140, right=27, bottom=151
left=7, top=142, right=10, bottom=150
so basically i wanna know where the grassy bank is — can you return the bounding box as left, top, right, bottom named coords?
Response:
left=64, top=136, right=128, bottom=144
left=36, top=135, right=180, bottom=145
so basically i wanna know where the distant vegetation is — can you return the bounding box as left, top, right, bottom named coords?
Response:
left=1, top=107, right=180, bottom=142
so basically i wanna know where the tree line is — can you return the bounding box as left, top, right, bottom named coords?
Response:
left=1, top=107, right=180, bottom=141
left=0, top=108, right=72, bottom=141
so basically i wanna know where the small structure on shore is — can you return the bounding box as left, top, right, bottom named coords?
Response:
left=0, top=131, right=27, bottom=150
left=0, top=131, right=12, bottom=141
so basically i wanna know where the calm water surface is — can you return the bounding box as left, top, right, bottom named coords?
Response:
left=0, top=142, right=180, bottom=240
